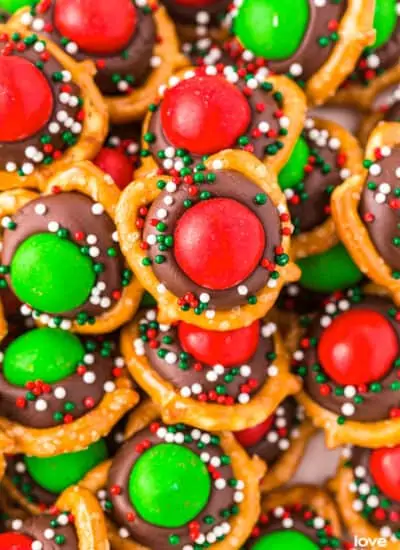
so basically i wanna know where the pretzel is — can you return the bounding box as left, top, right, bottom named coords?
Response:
left=0, top=162, right=143, bottom=334
left=358, top=81, right=400, bottom=146
left=0, top=303, right=139, bottom=456
left=9, top=5, right=188, bottom=124
left=262, top=485, right=342, bottom=535
left=121, top=311, right=301, bottom=431
left=331, top=451, right=400, bottom=550
left=332, top=122, right=400, bottom=306
left=117, top=150, right=300, bottom=330
left=259, top=420, right=315, bottom=493
left=332, top=59, right=400, bottom=113
left=80, top=399, right=266, bottom=550
left=0, top=24, right=108, bottom=192
left=137, top=68, right=307, bottom=178
left=291, top=117, right=363, bottom=260
left=0, top=486, right=110, bottom=550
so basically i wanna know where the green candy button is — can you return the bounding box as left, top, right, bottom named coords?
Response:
left=278, top=137, right=310, bottom=190
left=0, top=0, right=35, bottom=13
left=252, top=531, right=319, bottom=550
left=129, top=443, right=211, bottom=528
left=10, top=232, right=96, bottom=314
left=373, top=0, right=397, bottom=49
left=24, top=439, right=108, bottom=494
left=297, top=243, right=363, bottom=293
left=233, top=0, right=309, bottom=59
left=3, top=328, right=84, bottom=387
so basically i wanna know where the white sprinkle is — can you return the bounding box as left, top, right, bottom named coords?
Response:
left=92, top=203, right=104, bottom=215
left=104, top=381, right=116, bottom=393
left=35, top=399, right=48, bottom=412
left=34, top=203, right=47, bottom=215
left=341, top=403, right=355, bottom=416
left=48, top=221, right=59, bottom=232
left=54, top=387, right=67, bottom=399
left=83, top=371, right=96, bottom=384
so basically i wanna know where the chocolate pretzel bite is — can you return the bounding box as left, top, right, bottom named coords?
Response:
left=3, top=441, right=108, bottom=516
left=0, top=485, right=109, bottom=550
left=334, top=0, right=400, bottom=110
left=234, top=398, right=315, bottom=492
left=117, top=150, right=300, bottom=330
left=243, top=486, right=347, bottom=550
left=277, top=115, right=363, bottom=260
left=203, top=0, right=374, bottom=106
left=1, top=330, right=135, bottom=514
left=138, top=65, right=306, bottom=178
left=0, top=25, right=107, bottom=192
left=0, top=315, right=139, bottom=456
left=332, top=122, right=400, bottom=305
left=10, top=0, right=188, bottom=122
left=121, top=308, right=300, bottom=431
left=79, top=399, right=265, bottom=550
left=0, top=163, right=143, bottom=334
left=333, top=445, right=400, bottom=549
left=293, top=287, right=400, bottom=448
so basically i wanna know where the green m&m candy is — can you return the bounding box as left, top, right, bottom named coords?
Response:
left=297, top=243, right=363, bottom=293
left=252, top=531, right=319, bottom=550
left=0, top=0, right=35, bottom=13
left=24, top=439, right=108, bottom=494
left=129, top=443, right=211, bottom=528
left=10, top=232, right=96, bottom=314
left=278, top=137, right=310, bottom=190
left=233, top=0, right=310, bottom=59
left=3, top=328, right=84, bottom=387
left=372, top=0, right=397, bottom=49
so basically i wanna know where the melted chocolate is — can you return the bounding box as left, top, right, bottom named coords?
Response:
left=295, top=293, right=400, bottom=422
left=142, top=169, right=281, bottom=309
left=146, top=74, right=285, bottom=166
left=0, top=34, right=82, bottom=175
left=245, top=505, right=346, bottom=549
left=242, top=398, right=302, bottom=465
left=359, top=148, right=400, bottom=272
left=286, top=122, right=346, bottom=234
left=1, top=192, right=126, bottom=321
left=265, top=0, right=346, bottom=81
left=23, top=0, right=156, bottom=96
left=107, top=424, right=237, bottom=549
left=6, top=455, right=56, bottom=508
left=384, top=101, right=400, bottom=122
left=136, top=310, right=276, bottom=403
left=350, top=447, right=400, bottom=536
left=6, top=514, right=78, bottom=549
left=0, top=333, right=117, bottom=429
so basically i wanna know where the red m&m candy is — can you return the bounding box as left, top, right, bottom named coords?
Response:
left=178, top=320, right=260, bottom=367
left=318, top=309, right=397, bottom=385
left=161, top=75, right=251, bottom=155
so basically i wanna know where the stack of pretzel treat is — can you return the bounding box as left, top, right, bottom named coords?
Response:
left=1, top=0, right=400, bottom=549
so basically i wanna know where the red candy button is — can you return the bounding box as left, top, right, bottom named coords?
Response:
left=178, top=320, right=260, bottom=366
left=318, top=309, right=397, bottom=385
left=234, top=415, right=274, bottom=447
left=0, top=56, right=53, bottom=142
left=54, top=0, right=137, bottom=55
left=370, top=446, right=400, bottom=501
left=174, top=198, right=265, bottom=290
left=0, top=533, right=34, bottom=550
left=160, top=75, right=251, bottom=155
left=94, top=147, right=133, bottom=190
